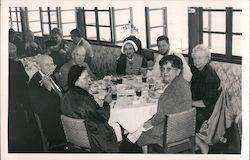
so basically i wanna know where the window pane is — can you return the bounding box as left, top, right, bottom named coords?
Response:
left=232, top=35, right=242, bottom=56
left=150, top=27, right=164, bottom=46
left=115, top=26, right=126, bottom=42
left=115, top=9, right=131, bottom=25
left=28, top=10, right=39, bottom=22
left=233, top=12, right=242, bottom=33
left=99, top=27, right=111, bottom=42
left=85, top=11, right=96, bottom=25
left=149, top=9, right=163, bottom=27
left=203, top=11, right=226, bottom=32
left=12, top=22, right=18, bottom=32
left=50, top=11, right=58, bottom=23
left=61, top=10, right=75, bottom=23
left=42, top=12, right=49, bottom=23
left=62, top=23, right=76, bottom=36
left=86, top=26, right=97, bottom=40
left=42, top=24, right=50, bottom=35
left=29, top=22, right=41, bottom=33
left=203, top=33, right=225, bottom=54
left=98, top=11, right=110, bottom=26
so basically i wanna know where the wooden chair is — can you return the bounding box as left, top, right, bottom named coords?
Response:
left=34, top=113, right=67, bottom=152
left=162, top=108, right=196, bottom=153
left=60, top=115, right=91, bottom=152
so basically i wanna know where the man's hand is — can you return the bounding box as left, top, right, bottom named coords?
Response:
left=40, top=75, right=52, bottom=91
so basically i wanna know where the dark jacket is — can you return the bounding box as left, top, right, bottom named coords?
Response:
left=137, top=74, right=192, bottom=147
left=28, top=71, right=66, bottom=146
left=9, top=59, right=43, bottom=152
left=60, top=86, right=119, bottom=152
left=191, top=63, right=221, bottom=131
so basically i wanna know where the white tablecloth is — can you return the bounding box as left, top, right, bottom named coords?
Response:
left=108, top=101, right=157, bottom=143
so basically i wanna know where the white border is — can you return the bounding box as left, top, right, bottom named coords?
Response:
left=1, top=0, right=249, bottom=160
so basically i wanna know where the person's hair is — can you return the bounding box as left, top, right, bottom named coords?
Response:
left=72, top=45, right=86, bottom=56
left=9, top=43, right=17, bottom=59
left=70, top=28, right=82, bottom=38
left=24, top=29, right=34, bottom=40
left=157, top=35, right=170, bottom=45
left=51, top=27, right=62, bottom=36
left=37, top=54, right=53, bottom=66
left=191, top=44, right=211, bottom=61
left=159, top=54, right=183, bottom=70
left=68, top=65, right=87, bottom=88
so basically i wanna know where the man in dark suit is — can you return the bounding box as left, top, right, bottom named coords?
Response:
left=9, top=43, right=43, bottom=152
left=28, top=55, right=66, bottom=149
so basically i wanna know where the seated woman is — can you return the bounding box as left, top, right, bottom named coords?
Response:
left=116, top=39, right=147, bottom=75
left=190, top=44, right=221, bottom=153
left=60, top=65, right=119, bottom=152
left=23, top=30, right=43, bottom=57
left=136, top=54, right=192, bottom=153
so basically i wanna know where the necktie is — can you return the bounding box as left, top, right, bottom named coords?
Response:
left=50, top=78, right=62, bottom=97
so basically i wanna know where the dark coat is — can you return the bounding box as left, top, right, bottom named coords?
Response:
left=28, top=71, right=66, bottom=146
left=60, top=86, right=119, bottom=152
left=9, top=59, right=43, bottom=152
left=191, top=63, right=221, bottom=132
left=137, top=74, right=192, bottom=147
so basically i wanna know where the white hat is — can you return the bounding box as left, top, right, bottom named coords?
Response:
left=121, top=40, right=138, bottom=54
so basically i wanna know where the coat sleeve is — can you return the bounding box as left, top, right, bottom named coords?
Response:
left=59, top=65, right=69, bottom=92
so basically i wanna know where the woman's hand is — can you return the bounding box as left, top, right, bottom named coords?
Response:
left=143, top=120, right=153, bottom=131
left=94, top=96, right=104, bottom=107
left=104, top=91, right=112, bottom=104
left=192, top=100, right=206, bottom=108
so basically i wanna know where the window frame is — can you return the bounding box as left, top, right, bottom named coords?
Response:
left=201, top=7, right=242, bottom=64
left=145, top=7, right=168, bottom=49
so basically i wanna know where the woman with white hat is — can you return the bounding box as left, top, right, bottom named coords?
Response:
left=116, top=38, right=147, bottom=75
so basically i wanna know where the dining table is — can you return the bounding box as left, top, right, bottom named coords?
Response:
left=90, top=75, right=165, bottom=143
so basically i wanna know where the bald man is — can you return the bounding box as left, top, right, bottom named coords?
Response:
left=59, top=45, right=97, bottom=92
left=28, top=55, right=66, bottom=149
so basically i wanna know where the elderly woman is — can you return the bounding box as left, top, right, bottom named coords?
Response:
left=24, top=30, right=43, bottom=57
left=190, top=44, right=221, bottom=153
left=60, top=65, right=119, bottom=152
left=136, top=54, right=192, bottom=153
left=190, top=44, right=221, bottom=133
left=116, top=39, right=147, bottom=75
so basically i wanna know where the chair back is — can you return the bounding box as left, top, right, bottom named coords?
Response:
left=60, top=115, right=91, bottom=149
left=163, top=108, right=196, bottom=152
left=34, top=112, right=49, bottom=151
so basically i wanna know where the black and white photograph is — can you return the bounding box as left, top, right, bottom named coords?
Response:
left=1, top=0, right=249, bottom=160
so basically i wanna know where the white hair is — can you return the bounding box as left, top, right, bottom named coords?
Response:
left=191, top=44, right=211, bottom=61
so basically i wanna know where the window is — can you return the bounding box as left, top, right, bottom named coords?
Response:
left=202, top=7, right=242, bottom=63
left=83, top=7, right=113, bottom=42
left=113, top=7, right=133, bottom=45
left=9, top=7, right=22, bottom=32
left=27, top=7, right=42, bottom=36
left=145, top=7, right=167, bottom=49
left=60, top=7, right=76, bottom=39
left=39, top=7, right=60, bottom=36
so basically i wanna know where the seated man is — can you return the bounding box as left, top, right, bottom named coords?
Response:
left=47, top=27, right=72, bottom=71
left=147, top=35, right=192, bottom=82
left=59, top=45, right=97, bottom=92
left=28, top=55, right=66, bottom=148
left=116, top=39, right=147, bottom=75
left=70, top=28, right=94, bottom=68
